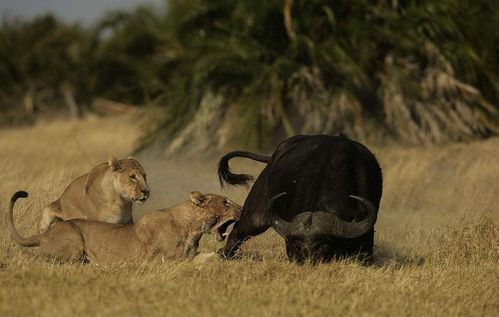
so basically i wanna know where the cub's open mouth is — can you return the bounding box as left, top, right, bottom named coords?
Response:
left=135, top=196, right=148, bottom=204
left=214, top=219, right=236, bottom=242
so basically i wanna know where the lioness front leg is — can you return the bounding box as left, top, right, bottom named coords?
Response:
left=182, top=232, right=203, bottom=260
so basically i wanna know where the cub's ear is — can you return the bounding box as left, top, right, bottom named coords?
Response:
left=108, top=156, right=120, bottom=171
left=127, top=156, right=139, bottom=163
left=190, top=191, right=205, bottom=206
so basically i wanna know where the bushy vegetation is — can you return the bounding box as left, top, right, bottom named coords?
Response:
left=0, top=0, right=498, bottom=149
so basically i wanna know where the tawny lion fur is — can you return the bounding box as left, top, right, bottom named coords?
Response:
left=38, top=156, right=150, bottom=233
left=8, top=191, right=241, bottom=264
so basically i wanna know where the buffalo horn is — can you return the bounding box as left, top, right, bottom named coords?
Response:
left=318, top=195, right=376, bottom=238
left=268, top=192, right=297, bottom=236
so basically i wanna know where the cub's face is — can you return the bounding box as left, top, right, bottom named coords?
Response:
left=190, top=192, right=242, bottom=242
left=109, top=157, right=150, bottom=204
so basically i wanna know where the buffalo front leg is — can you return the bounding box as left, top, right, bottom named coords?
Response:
left=219, top=217, right=270, bottom=260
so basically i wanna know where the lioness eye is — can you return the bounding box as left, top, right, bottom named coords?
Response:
left=130, top=175, right=137, bottom=181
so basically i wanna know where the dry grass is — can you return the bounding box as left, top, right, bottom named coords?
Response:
left=0, top=114, right=498, bottom=317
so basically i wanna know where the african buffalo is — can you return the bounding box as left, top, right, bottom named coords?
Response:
left=218, top=134, right=382, bottom=263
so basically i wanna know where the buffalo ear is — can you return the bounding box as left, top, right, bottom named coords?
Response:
left=108, top=156, right=120, bottom=171
left=190, top=191, right=205, bottom=206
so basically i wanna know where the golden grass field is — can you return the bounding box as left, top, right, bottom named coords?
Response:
left=0, top=113, right=498, bottom=316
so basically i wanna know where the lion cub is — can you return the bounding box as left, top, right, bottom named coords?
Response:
left=39, top=156, right=150, bottom=233
left=8, top=191, right=241, bottom=264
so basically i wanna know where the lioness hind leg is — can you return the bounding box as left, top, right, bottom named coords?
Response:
left=39, top=222, right=84, bottom=263
left=39, top=205, right=62, bottom=234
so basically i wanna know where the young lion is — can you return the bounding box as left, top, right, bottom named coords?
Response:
left=8, top=191, right=241, bottom=264
left=38, top=156, right=150, bottom=233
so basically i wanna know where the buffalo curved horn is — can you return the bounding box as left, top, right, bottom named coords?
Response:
left=268, top=192, right=297, bottom=236
left=320, top=195, right=376, bottom=238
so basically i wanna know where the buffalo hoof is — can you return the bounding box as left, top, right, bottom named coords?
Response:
left=216, top=248, right=241, bottom=260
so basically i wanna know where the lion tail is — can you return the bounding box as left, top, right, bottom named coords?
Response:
left=7, top=191, right=41, bottom=247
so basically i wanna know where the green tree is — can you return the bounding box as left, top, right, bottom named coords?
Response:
left=0, top=15, right=92, bottom=122
left=141, top=0, right=498, bottom=152
left=1, top=1, right=497, bottom=149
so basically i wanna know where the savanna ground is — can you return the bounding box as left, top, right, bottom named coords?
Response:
left=0, top=113, right=497, bottom=317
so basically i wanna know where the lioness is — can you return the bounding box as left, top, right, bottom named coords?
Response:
left=8, top=191, right=241, bottom=264
left=39, top=156, right=149, bottom=233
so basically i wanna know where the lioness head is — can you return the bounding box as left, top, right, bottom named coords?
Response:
left=190, top=191, right=242, bottom=242
left=109, top=156, right=150, bottom=204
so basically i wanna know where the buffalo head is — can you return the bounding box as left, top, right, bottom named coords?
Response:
left=268, top=192, right=376, bottom=263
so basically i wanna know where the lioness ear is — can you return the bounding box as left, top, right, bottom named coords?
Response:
left=190, top=191, right=205, bottom=206
left=108, top=156, right=120, bottom=172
